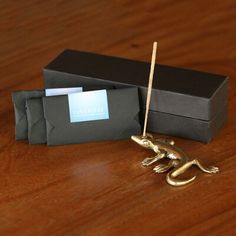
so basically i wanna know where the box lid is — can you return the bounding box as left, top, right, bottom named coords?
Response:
left=44, top=49, right=228, bottom=121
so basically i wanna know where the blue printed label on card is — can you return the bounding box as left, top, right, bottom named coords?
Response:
left=45, top=87, right=83, bottom=96
left=68, top=90, right=109, bottom=123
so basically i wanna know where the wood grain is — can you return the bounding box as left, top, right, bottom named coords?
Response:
left=0, top=0, right=236, bottom=235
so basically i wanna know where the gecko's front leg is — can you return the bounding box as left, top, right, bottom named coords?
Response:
left=142, top=151, right=166, bottom=166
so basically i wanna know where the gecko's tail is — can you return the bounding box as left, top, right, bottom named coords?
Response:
left=166, top=172, right=196, bottom=187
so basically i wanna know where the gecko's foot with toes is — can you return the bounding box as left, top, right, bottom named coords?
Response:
left=207, top=166, right=219, bottom=173
left=153, top=164, right=170, bottom=173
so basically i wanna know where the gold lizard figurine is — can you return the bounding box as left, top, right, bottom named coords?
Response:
left=131, top=42, right=219, bottom=187
left=131, top=133, right=219, bottom=186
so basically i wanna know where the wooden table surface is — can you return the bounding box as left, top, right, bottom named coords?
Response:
left=0, top=1, right=235, bottom=235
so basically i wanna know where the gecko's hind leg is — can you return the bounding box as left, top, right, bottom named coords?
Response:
left=153, top=160, right=178, bottom=173
left=193, top=159, right=219, bottom=174
left=142, top=152, right=166, bottom=167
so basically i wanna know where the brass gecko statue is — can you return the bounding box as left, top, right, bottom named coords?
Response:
left=131, top=133, right=219, bottom=186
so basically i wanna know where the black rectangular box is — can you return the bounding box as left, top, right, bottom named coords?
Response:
left=43, top=49, right=228, bottom=142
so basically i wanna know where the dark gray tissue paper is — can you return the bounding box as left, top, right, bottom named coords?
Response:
left=12, top=90, right=44, bottom=140
left=43, top=87, right=141, bottom=146
left=26, top=98, right=47, bottom=144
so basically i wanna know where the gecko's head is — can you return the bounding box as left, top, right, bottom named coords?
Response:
left=131, top=133, right=154, bottom=149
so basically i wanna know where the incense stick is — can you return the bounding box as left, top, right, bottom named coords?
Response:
left=142, top=42, right=157, bottom=137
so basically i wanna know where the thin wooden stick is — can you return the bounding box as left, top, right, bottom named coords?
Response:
left=142, top=42, right=157, bottom=137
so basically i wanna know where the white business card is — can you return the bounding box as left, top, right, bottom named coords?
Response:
left=45, top=87, right=83, bottom=97
left=68, top=89, right=109, bottom=123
